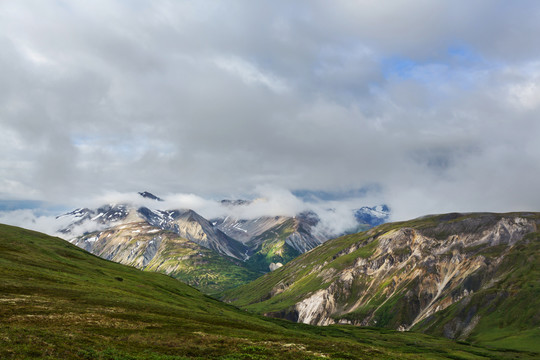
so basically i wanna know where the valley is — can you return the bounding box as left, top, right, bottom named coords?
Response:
left=0, top=223, right=535, bottom=359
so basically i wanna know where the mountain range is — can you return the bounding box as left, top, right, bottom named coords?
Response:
left=58, top=192, right=389, bottom=293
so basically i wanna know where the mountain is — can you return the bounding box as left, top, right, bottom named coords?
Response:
left=354, top=205, right=391, bottom=227
left=71, top=220, right=258, bottom=294
left=213, top=204, right=390, bottom=272
left=59, top=201, right=248, bottom=261
left=0, top=223, right=532, bottom=359
left=212, top=211, right=328, bottom=273
left=138, top=190, right=164, bottom=201
left=221, top=212, right=540, bottom=353
left=136, top=207, right=248, bottom=260
left=57, top=195, right=255, bottom=293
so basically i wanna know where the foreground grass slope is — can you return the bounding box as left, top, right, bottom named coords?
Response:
left=0, top=224, right=535, bottom=359
left=222, top=212, right=540, bottom=353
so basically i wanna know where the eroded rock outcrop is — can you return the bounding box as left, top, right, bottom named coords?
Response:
left=225, top=212, right=539, bottom=342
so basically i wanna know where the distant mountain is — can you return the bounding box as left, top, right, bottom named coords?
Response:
left=59, top=192, right=391, bottom=291
left=221, top=212, right=540, bottom=352
left=213, top=205, right=390, bottom=273
left=59, top=201, right=248, bottom=261
left=136, top=207, right=247, bottom=260
left=58, top=194, right=254, bottom=293
left=138, top=191, right=163, bottom=201
left=354, top=205, right=390, bottom=227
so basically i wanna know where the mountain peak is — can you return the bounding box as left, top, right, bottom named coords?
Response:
left=138, top=191, right=163, bottom=201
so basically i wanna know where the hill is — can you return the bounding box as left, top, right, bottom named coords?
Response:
left=0, top=223, right=533, bottom=359
left=221, top=212, right=540, bottom=353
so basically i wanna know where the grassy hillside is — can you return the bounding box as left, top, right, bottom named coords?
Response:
left=221, top=212, right=540, bottom=354
left=0, top=223, right=535, bottom=359
left=144, top=235, right=260, bottom=295
left=244, top=219, right=301, bottom=273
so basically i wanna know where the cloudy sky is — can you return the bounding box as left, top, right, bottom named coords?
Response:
left=1, top=0, right=540, bottom=225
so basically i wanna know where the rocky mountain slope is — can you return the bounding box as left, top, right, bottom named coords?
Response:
left=0, top=223, right=533, bottom=359
left=221, top=212, right=540, bottom=352
left=59, top=202, right=248, bottom=261
left=71, top=220, right=258, bottom=294
left=212, top=204, right=389, bottom=272
left=241, top=212, right=330, bottom=273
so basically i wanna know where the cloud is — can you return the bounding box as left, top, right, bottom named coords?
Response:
left=0, top=188, right=382, bottom=239
left=0, top=210, right=69, bottom=238
left=0, top=1, right=539, bottom=221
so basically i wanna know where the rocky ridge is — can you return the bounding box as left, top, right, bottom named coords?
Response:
left=222, top=212, right=540, bottom=345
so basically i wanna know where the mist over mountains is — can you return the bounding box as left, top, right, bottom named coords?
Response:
left=0, top=188, right=389, bottom=240
left=36, top=190, right=387, bottom=292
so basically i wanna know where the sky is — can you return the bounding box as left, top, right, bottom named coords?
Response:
left=1, top=0, right=540, bottom=231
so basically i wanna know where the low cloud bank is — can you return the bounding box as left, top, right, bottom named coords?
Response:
left=0, top=187, right=385, bottom=239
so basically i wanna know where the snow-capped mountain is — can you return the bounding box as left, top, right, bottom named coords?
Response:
left=70, top=220, right=257, bottom=294
left=59, top=193, right=248, bottom=260
left=59, top=191, right=391, bottom=283
left=137, top=207, right=247, bottom=259
left=354, top=205, right=390, bottom=227
left=212, top=204, right=390, bottom=273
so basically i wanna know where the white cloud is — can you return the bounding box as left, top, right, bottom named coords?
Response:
left=0, top=1, right=539, bottom=221
left=0, top=210, right=68, bottom=237
left=214, top=56, right=289, bottom=93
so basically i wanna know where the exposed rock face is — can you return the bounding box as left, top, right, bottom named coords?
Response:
left=224, top=213, right=539, bottom=342
left=60, top=205, right=248, bottom=261
left=213, top=215, right=290, bottom=244
left=269, top=262, right=283, bottom=271
left=137, top=207, right=247, bottom=260
left=296, top=288, right=337, bottom=326
left=295, top=215, right=536, bottom=329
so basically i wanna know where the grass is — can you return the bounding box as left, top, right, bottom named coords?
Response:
left=1, top=223, right=535, bottom=359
